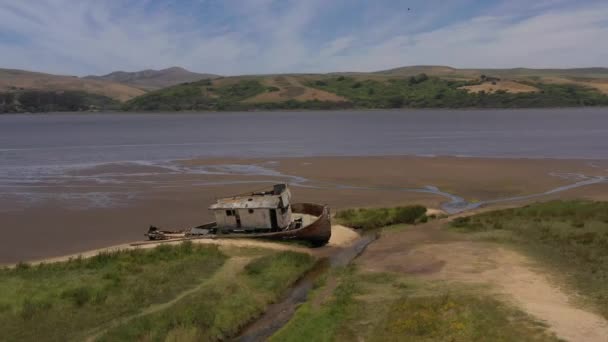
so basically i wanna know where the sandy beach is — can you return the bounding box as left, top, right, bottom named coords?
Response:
left=2, top=155, right=607, bottom=264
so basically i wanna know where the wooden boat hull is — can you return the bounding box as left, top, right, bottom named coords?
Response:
left=215, top=203, right=331, bottom=246
left=145, top=203, right=331, bottom=246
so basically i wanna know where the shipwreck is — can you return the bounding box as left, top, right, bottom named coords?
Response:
left=145, top=184, right=331, bottom=246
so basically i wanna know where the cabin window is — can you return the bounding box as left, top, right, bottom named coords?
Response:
left=226, top=210, right=234, bottom=216
left=248, top=209, right=254, bottom=214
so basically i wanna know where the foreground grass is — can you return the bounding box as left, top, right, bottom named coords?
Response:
left=450, top=200, right=608, bottom=319
left=335, top=205, right=427, bottom=230
left=0, top=243, right=315, bottom=342
left=97, top=250, right=315, bottom=341
left=270, top=267, right=556, bottom=341
left=0, top=242, right=227, bottom=341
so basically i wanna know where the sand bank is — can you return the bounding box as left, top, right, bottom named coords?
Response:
left=1, top=156, right=606, bottom=264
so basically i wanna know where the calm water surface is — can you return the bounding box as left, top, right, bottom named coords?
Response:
left=1, top=109, right=608, bottom=169
left=1, top=109, right=607, bottom=214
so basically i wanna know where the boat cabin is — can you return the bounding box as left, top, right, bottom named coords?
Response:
left=209, top=184, right=293, bottom=232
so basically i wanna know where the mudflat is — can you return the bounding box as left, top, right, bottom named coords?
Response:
left=1, top=156, right=607, bottom=264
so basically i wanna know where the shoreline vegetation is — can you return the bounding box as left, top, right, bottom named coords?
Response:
left=3, top=73, right=608, bottom=113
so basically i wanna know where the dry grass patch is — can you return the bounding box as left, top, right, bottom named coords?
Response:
left=0, top=69, right=145, bottom=101
left=460, top=80, right=539, bottom=94
left=539, top=76, right=608, bottom=95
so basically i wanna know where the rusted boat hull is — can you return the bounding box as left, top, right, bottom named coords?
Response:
left=144, top=203, right=331, bottom=246
left=217, top=203, right=331, bottom=246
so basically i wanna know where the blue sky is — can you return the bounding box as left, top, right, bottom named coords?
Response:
left=1, top=0, right=607, bottom=76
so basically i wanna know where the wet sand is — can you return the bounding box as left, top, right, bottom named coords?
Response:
left=2, top=156, right=607, bottom=264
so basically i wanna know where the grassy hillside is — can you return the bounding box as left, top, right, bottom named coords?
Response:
left=122, top=77, right=352, bottom=111
left=0, top=68, right=145, bottom=102
left=84, top=67, right=220, bottom=91
left=122, top=78, right=266, bottom=111
left=121, top=73, right=608, bottom=111
left=376, top=65, right=608, bottom=80
left=3, top=66, right=608, bottom=112
left=308, top=75, right=608, bottom=108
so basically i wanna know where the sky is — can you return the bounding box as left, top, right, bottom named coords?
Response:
left=1, top=0, right=607, bottom=76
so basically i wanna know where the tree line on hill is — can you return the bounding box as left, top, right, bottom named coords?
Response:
left=0, top=90, right=119, bottom=113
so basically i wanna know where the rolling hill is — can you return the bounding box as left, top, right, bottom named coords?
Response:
left=3, top=65, right=608, bottom=112
left=375, top=65, right=608, bottom=79
left=121, top=72, right=608, bottom=111
left=84, top=67, right=219, bottom=91
left=0, top=68, right=145, bottom=102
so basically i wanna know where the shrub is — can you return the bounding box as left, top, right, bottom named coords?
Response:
left=451, top=217, right=471, bottom=228
left=20, top=299, right=52, bottom=320
left=335, top=206, right=427, bottom=230
left=61, top=286, right=93, bottom=307
left=387, top=95, right=405, bottom=108
left=571, top=221, right=585, bottom=228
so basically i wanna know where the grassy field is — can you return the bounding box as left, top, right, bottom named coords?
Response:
left=335, top=205, right=427, bottom=230
left=270, top=267, right=557, bottom=341
left=450, top=200, right=608, bottom=319
left=0, top=243, right=315, bottom=341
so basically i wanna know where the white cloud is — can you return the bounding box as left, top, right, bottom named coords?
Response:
left=319, top=36, right=356, bottom=58
left=311, top=3, right=608, bottom=72
left=0, top=0, right=606, bottom=75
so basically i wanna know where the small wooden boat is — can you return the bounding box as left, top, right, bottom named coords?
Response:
left=144, top=226, right=187, bottom=241
left=144, top=185, right=331, bottom=246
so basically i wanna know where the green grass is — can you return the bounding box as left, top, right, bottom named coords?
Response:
left=308, top=75, right=608, bottom=109
left=270, top=267, right=557, bottom=341
left=450, top=200, right=608, bottom=319
left=97, top=251, right=315, bottom=341
left=0, top=242, right=227, bottom=341
left=0, top=245, right=316, bottom=342
left=335, top=205, right=427, bottom=230
left=122, top=79, right=266, bottom=111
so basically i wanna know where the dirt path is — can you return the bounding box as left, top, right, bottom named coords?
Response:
left=357, top=221, right=608, bottom=342
left=85, top=256, right=251, bottom=341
